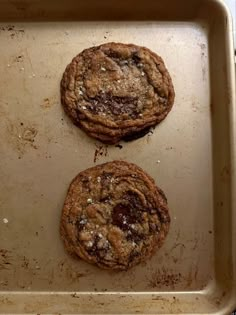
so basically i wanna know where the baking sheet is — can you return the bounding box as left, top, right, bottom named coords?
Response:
left=0, top=0, right=235, bottom=313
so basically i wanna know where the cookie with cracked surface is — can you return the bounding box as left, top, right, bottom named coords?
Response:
left=61, top=42, right=175, bottom=144
left=60, top=160, right=170, bottom=270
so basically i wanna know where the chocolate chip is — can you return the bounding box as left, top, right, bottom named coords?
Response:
left=87, top=93, right=139, bottom=117
left=123, top=191, right=143, bottom=210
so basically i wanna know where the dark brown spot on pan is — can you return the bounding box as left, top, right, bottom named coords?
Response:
left=115, top=143, right=123, bottom=149
left=93, top=144, right=108, bottom=163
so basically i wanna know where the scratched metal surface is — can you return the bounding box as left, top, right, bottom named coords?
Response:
left=0, top=0, right=235, bottom=314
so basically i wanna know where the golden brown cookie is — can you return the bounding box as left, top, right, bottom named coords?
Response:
left=61, top=43, right=175, bottom=144
left=60, top=161, right=170, bottom=270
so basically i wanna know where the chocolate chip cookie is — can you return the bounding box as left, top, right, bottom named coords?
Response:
left=61, top=42, right=175, bottom=144
left=60, top=160, right=170, bottom=270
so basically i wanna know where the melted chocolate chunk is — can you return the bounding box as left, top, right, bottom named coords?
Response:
left=112, top=203, right=138, bottom=230
left=112, top=190, right=146, bottom=230
left=87, top=93, right=139, bottom=117
left=122, top=126, right=151, bottom=142
left=123, top=190, right=143, bottom=210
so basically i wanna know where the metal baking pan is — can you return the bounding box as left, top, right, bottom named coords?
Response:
left=0, top=0, right=235, bottom=314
